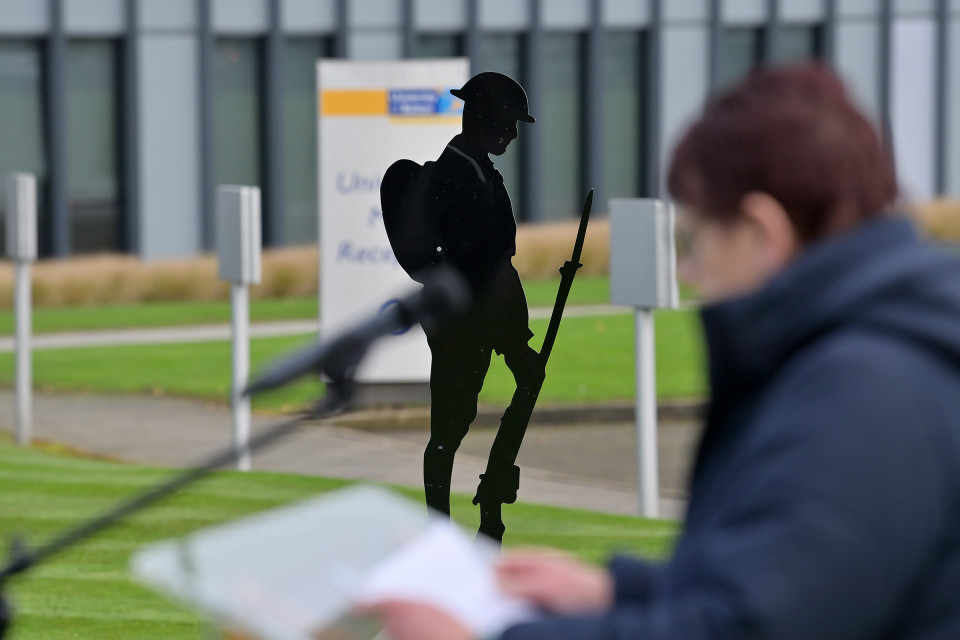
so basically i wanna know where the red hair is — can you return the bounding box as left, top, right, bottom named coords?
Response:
left=667, top=63, right=897, bottom=242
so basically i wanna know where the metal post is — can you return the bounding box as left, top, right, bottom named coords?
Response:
left=584, top=0, right=604, bottom=209
left=645, top=0, right=663, bottom=197
left=635, top=308, right=659, bottom=518
left=264, top=0, right=286, bottom=246
left=763, top=0, right=782, bottom=64
left=198, top=0, right=215, bottom=250
left=934, top=0, right=949, bottom=196
left=218, top=185, right=262, bottom=471
left=7, top=173, right=37, bottom=446
left=522, top=0, right=543, bottom=221
left=123, top=0, right=141, bottom=254
left=707, top=0, right=722, bottom=92
left=231, top=283, right=251, bottom=471
left=47, top=0, right=69, bottom=256
left=14, top=262, right=31, bottom=446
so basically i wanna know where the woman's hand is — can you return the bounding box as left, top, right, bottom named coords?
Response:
left=496, top=548, right=613, bottom=614
left=356, top=600, right=474, bottom=640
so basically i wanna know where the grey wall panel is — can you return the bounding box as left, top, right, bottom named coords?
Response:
left=948, top=18, right=960, bottom=194
left=781, top=0, right=825, bottom=21
left=283, top=0, right=338, bottom=32
left=64, top=0, right=124, bottom=34
left=541, top=0, right=589, bottom=29
left=890, top=17, right=936, bottom=199
left=212, top=0, right=267, bottom=33
left=664, top=0, right=708, bottom=22
left=602, top=0, right=647, bottom=27
left=415, top=0, right=466, bottom=30
left=478, top=0, right=528, bottom=29
left=896, top=0, right=935, bottom=13
left=351, top=0, right=402, bottom=29
left=139, top=0, right=197, bottom=31
left=835, top=21, right=881, bottom=118
left=839, top=0, right=880, bottom=18
left=722, top=0, right=767, bottom=24
left=348, top=31, right=403, bottom=58
left=660, top=25, right=708, bottom=192
left=0, top=0, right=49, bottom=34
left=138, top=35, right=201, bottom=258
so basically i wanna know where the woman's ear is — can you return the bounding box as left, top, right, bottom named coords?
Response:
left=738, top=191, right=799, bottom=274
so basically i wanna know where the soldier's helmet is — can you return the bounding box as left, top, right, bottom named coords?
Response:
left=450, top=72, right=535, bottom=123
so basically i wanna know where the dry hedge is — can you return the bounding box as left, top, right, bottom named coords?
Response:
left=0, top=220, right=609, bottom=310
left=0, top=204, right=954, bottom=311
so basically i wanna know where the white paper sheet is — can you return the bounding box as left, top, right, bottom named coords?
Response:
left=354, top=520, right=539, bottom=639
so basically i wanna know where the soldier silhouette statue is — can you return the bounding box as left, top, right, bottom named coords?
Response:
left=381, top=72, right=547, bottom=543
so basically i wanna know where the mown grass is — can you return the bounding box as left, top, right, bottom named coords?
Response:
left=0, top=275, right=617, bottom=336
left=0, top=275, right=699, bottom=337
left=0, top=310, right=706, bottom=412
left=0, top=440, right=676, bottom=639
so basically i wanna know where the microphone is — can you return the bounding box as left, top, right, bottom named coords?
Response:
left=243, top=267, right=470, bottom=397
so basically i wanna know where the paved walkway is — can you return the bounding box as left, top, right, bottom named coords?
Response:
left=0, top=304, right=633, bottom=352
left=0, top=389, right=695, bottom=521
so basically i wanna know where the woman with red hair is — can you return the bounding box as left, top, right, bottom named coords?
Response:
left=365, top=64, right=960, bottom=640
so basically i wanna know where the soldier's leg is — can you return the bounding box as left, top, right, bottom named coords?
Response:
left=424, top=336, right=492, bottom=516
left=474, top=343, right=544, bottom=542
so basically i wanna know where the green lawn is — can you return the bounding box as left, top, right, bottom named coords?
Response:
left=0, top=440, right=677, bottom=639
left=0, top=310, right=707, bottom=412
left=0, top=275, right=698, bottom=336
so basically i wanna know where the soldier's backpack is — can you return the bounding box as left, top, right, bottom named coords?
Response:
left=380, top=159, right=442, bottom=284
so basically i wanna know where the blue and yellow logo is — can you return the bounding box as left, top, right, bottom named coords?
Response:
left=321, top=88, right=463, bottom=119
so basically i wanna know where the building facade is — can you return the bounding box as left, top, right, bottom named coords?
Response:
left=0, top=0, right=958, bottom=259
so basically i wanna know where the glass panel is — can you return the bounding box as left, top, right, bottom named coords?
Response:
left=213, top=39, right=263, bottom=190
left=66, top=40, right=121, bottom=253
left=0, top=41, right=47, bottom=255
left=780, top=25, right=822, bottom=63
left=282, top=37, right=333, bottom=245
left=475, top=33, right=524, bottom=219
left=540, top=33, right=582, bottom=221
left=415, top=34, right=463, bottom=58
left=602, top=31, right=644, bottom=200
left=718, top=28, right=762, bottom=89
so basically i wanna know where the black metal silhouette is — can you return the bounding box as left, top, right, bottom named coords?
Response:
left=382, top=72, right=592, bottom=543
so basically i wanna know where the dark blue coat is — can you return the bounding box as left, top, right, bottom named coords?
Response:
left=501, top=217, right=960, bottom=640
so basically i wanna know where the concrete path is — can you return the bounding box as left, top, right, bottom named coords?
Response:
left=0, top=389, right=695, bottom=521
left=0, top=304, right=633, bottom=353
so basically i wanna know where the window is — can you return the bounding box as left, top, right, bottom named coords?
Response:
left=282, top=37, right=333, bottom=245
left=475, top=33, right=524, bottom=218
left=602, top=31, right=645, bottom=200
left=66, top=40, right=122, bottom=253
left=718, top=27, right=763, bottom=89
left=780, top=25, right=822, bottom=63
left=0, top=41, right=46, bottom=255
left=213, top=39, right=263, bottom=194
left=540, top=33, right=583, bottom=221
left=414, top=34, right=463, bottom=58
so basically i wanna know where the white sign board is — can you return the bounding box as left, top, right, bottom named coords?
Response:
left=609, top=199, right=679, bottom=310
left=5, top=172, right=37, bottom=262
left=217, top=185, right=262, bottom=286
left=318, top=59, right=469, bottom=382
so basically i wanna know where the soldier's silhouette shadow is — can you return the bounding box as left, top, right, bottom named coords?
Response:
left=381, top=73, right=545, bottom=544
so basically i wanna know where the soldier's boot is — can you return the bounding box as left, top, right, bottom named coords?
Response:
left=472, top=465, right=521, bottom=543
left=424, top=442, right=456, bottom=517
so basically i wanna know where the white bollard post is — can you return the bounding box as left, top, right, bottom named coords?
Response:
left=6, top=173, right=37, bottom=447
left=217, top=186, right=262, bottom=471
left=610, top=198, right=679, bottom=519
left=230, top=282, right=251, bottom=471
left=634, top=308, right=659, bottom=518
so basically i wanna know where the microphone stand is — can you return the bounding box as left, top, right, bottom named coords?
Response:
left=0, top=378, right=354, bottom=638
